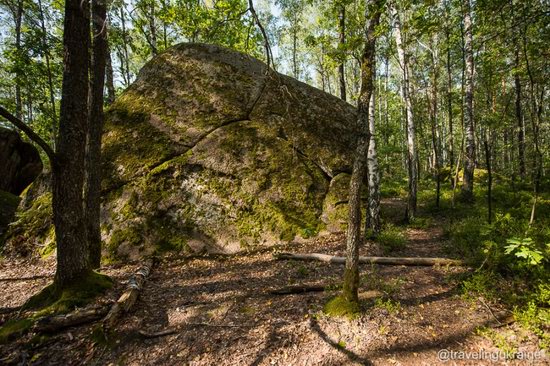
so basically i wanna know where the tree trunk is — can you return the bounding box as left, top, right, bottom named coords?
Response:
left=522, top=30, right=543, bottom=224
left=86, top=0, right=108, bottom=269
left=338, top=5, right=346, bottom=101
left=366, top=92, right=381, bottom=235
left=392, top=3, right=417, bottom=220
left=342, top=0, right=381, bottom=306
left=105, top=43, right=116, bottom=105
left=445, top=17, right=454, bottom=183
left=53, top=0, right=91, bottom=287
left=14, top=0, right=23, bottom=122
left=148, top=0, right=158, bottom=55
left=461, top=0, right=475, bottom=202
left=292, top=14, right=298, bottom=78
left=160, top=0, right=168, bottom=49
left=429, top=36, right=441, bottom=208
left=120, top=6, right=131, bottom=86
left=37, top=0, right=58, bottom=148
left=483, top=128, right=492, bottom=223
left=514, top=47, right=525, bottom=180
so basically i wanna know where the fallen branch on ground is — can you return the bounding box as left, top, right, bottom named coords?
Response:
left=269, top=285, right=327, bottom=295
left=0, top=274, right=53, bottom=282
left=275, top=252, right=464, bottom=266
left=103, top=257, right=155, bottom=329
left=34, top=305, right=111, bottom=333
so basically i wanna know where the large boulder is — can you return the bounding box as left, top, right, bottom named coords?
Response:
left=0, top=127, right=43, bottom=239
left=0, top=127, right=43, bottom=196
left=6, top=43, right=359, bottom=260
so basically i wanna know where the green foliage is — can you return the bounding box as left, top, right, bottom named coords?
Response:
left=363, top=269, right=404, bottom=296
left=476, top=327, right=518, bottom=356
left=380, top=179, right=407, bottom=199
left=376, top=223, right=406, bottom=254
left=373, top=298, right=401, bottom=314
left=461, top=272, right=498, bottom=301
left=444, top=181, right=550, bottom=348
left=408, top=216, right=431, bottom=229
left=504, top=237, right=545, bottom=266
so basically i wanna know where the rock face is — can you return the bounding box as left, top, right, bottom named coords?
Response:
left=0, top=127, right=43, bottom=196
left=0, top=127, right=43, bottom=240
left=6, top=43, right=358, bottom=260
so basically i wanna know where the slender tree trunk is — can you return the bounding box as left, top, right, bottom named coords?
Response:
left=366, top=92, right=381, bottom=234
left=14, top=0, right=23, bottom=121
left=86, top=0, right=108, bottom=269
left=514, top=47, right=525, bottom=180
left=461, top=0, right=475, bottom=202
left=522, top=30, right=542, bottom=223
left=392, top=3, right=417, bottom=221
left=26, top=85, right=33, bottom=123
left=338, top=5, right=347, bottom=101
left=120, top=6, right=131, bottom=86
left=429, top=37, right=441, bottom=208
left=292, top=19, right=298, bottom=78
left=342, top=0, right=381, bottom=306
left=483, top=128, right=492, bottom=223
left=148, top=0, right=158, bottom=55
left=53, top=0, right=91, bottom=287
left=37, top=0, right=58, bottom=146
left=384, top=55, right=389, bottom=173
left=160, top=0, right=168, bottom=49
left=445, top=23, right=454, bottom=182
left=105, top=46, right=116, bottom=105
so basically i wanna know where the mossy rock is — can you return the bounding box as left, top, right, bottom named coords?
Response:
left=0, top=189, right=20, bottom=242
left=321, top=173, right=351, bottom=232
left=5, top=43, right=360, bottom=259
left=3, top=190, right=52, bottom=256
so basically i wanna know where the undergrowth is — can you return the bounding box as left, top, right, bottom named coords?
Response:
left=402, top=174, right=550, bottom=350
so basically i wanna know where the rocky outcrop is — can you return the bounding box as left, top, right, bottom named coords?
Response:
left=0, top=127, right=43, bottom=240
left=6, top=43, right=358, bottom=260
left=0, top=127, right=43, bottom=196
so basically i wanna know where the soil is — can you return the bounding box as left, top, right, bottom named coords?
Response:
left=0, top=199, right=547, bottom=365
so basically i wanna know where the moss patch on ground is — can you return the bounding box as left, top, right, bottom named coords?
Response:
left=25, top=271, right=113, bottom=317
left=324, top=295, right=361, bottom=319
left=0, top=318, right=34, bottom=344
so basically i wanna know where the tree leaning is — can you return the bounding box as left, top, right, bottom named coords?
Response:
left=337, top=0, right=383, bottom=312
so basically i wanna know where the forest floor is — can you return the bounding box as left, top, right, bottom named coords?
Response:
left=0, top=198, right=547, bottom=365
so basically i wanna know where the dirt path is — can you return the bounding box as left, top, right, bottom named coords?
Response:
left=0, top=208, right=547, bottom=365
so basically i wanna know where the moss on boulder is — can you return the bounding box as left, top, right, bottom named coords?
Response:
left=0, top=190, right=20, bottom=242
left=5, top=43, right=359, bottom=259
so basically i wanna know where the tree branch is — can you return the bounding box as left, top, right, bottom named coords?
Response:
left=247, top=0, right=274, bottom=72
left=0, top=105, right=56, bottom=163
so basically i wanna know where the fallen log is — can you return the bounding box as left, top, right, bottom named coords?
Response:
left=275, top=252, right=464, bottom=266
left=269, top=285, right=327, bottom=295
left=103, top=257, right=155, bottom=329
left=34, top=305, right=111, bottom=333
